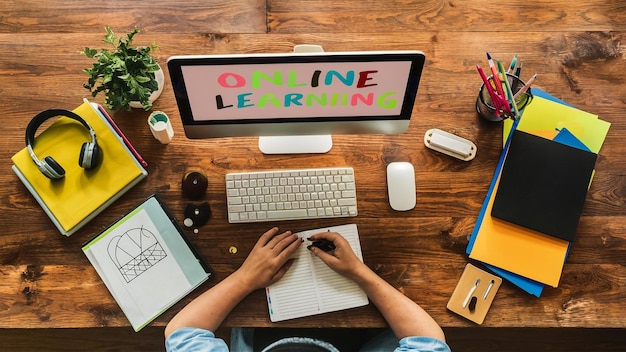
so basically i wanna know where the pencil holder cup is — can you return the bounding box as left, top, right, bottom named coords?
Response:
left=148, top=111, right=174, bottom=144
left=476, top=73, right=533, bottom=122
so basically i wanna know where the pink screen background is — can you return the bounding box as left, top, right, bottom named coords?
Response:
left=181, top=60, right=412, bottom=121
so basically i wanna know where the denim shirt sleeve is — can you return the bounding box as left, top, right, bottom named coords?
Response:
left=396, top=336, right=452, bottom=352
left=165, top=327, right=229, bottom=352
left=165, top=327, right=451, bottom=352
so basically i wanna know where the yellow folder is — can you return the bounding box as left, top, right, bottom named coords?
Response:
left=505, top=96, right=610, bottom=153
left=11, top=102, right=147, bottom=235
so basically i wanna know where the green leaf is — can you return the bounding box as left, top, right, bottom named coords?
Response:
left=135, top=75, right=151, bottom=83
left=104, top=26, right=116, bottom=45
left=83, top=47, right=97, bottom=58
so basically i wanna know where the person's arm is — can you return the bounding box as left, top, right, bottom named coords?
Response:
left=308, top=232, right=446, bottom=342
left=164, top=227, right=302, bottom=339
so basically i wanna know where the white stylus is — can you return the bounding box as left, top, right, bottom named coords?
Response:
left=462, top=278, right=480, bottom=309
left=483, top=280, right=495, bottom=300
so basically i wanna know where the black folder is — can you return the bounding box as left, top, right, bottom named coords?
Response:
left=491, top=130, right=597, bottom=242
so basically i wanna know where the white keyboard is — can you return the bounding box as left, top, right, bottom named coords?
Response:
left=226, top=167, right=358, bottom=223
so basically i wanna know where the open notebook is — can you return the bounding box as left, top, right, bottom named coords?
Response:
left=266, top=224, right=369, bottom=322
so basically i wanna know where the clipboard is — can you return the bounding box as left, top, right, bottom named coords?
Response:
left=82, top=194, right=211, bottom=331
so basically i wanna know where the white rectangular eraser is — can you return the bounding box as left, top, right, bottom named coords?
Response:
left=424, top=129, right=476, bottom=161
left=429, top=132, right=472, bottom=157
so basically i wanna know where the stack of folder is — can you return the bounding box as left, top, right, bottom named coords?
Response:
left=466, top=89, right=611, bottom=296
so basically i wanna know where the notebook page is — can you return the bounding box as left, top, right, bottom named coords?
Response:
left=266, top=224, right=369, bottom=322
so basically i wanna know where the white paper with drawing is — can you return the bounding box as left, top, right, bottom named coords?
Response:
left=266, top=223, right=368, bottom=322
left=82, top=195, right=210, bottom=331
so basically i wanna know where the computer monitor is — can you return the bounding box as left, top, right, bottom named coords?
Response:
left=167, top=48, right=425, bottom=154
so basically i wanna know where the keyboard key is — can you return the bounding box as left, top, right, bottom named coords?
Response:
left=267, top=209, right=309, bottom=219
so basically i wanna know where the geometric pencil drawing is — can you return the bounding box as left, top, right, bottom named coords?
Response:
left=107, top=225, right=167, bottom=283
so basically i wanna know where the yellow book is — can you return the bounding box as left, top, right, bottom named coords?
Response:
left=11, top=101, right=148, bottom=236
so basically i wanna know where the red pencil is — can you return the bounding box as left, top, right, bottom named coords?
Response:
left=476, top=64, right=502, bottom=116
left=486, top=52, right=511, bottom=114
left=94, top=103, right=148, bottom=167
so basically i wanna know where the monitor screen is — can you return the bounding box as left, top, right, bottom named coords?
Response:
left=167, top=51, right=425, bottom=138
left=167, top=50, right=425, bottom=153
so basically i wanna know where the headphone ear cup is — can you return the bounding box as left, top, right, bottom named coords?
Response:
left=41, top=156, right=65, bottom=179
left=79, top=142, right=100, bottom=169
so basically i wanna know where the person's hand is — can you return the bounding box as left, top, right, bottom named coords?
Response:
left=307, top=231, right=366, bottom=279
left=234, top=227, right=302, bottom=291
left=165, top=227, right=302, bottom=337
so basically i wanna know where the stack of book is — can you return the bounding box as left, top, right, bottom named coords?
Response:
left=466, top=89, right=611, bottom=296
left=11, top=100, right=148, bottom=236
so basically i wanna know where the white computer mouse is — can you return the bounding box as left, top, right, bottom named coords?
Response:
left=386, top=162, right=416, bottom=211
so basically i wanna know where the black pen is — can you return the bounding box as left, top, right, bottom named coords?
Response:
left=514, top=60, right=523, bottom=77
left=307, top=238, right=336, bottom=252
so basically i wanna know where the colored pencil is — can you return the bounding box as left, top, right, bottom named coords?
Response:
left=486, top=52, right=510, bottom=113
left=476, top=64, right=502, bottom=116
left=497, top=59, right=520, bottom=119
left=513, top=73, right=537, bottom=99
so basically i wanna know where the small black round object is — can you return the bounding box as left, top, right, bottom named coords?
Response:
left=468, top=296, right=478, bottom=312
left=182, top=171, right=208, bottom=199
left=184, top=202, right=211, bottom=228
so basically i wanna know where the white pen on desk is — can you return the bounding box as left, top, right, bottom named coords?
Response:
left=483, top=279, right=495, bottom=300
left=462, top=278, right=480, bottom=309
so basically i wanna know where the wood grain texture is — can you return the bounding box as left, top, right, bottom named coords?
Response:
left=1, top=0, right=267, bottom=34
left=267, top=0, right=626, bottom=33
left=0, top=1, right=625, bottom=348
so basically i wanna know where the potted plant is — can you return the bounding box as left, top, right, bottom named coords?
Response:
left=82, top=26, right=163, bottom=111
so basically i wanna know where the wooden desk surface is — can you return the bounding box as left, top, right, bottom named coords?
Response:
left=1, top=0, right=625, bottom=331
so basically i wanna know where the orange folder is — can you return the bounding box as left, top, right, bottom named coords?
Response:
left=469, top=171, right=569, bottom=287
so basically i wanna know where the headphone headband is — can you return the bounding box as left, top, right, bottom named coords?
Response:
left=25, top=109, right=96, bottom=147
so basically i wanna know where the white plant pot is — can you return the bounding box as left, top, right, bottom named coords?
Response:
left=129, top=65, right=165, bottom=109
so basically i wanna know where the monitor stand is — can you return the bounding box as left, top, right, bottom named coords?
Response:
left=258, top=44, right=332, bottom=155
left=258, top=135, right=333, bottom=154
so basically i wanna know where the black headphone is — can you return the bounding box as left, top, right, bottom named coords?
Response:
left=25, top=109, right=100, bottom=179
